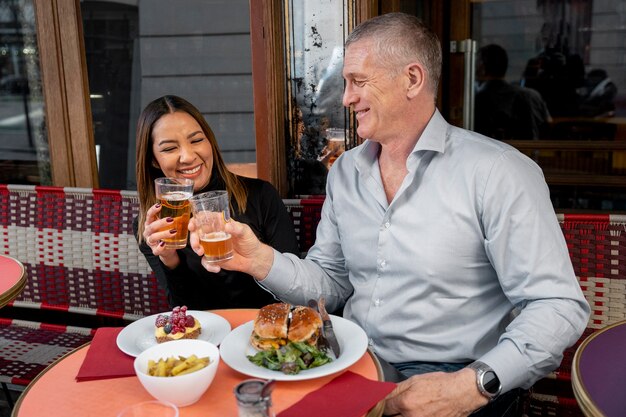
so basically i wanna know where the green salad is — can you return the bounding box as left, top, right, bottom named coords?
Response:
left=247, top=341, right=332, bottom=375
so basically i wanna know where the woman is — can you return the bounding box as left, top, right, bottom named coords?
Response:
left=134, top=95, right=299, bottom=309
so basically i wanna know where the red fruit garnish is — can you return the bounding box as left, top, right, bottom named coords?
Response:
left=181, top=306, right=188, bottom=313
left=155, top=315, right=168, bottom=328
left=172, top=306, right=181, bottom=314
left=185, top=315, right=195, bottom=327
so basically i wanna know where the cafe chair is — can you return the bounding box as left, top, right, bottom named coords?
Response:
left=525, top=214, right=626, bottom=416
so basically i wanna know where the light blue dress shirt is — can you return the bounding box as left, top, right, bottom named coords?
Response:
left=263, top=110, right=590, bottom=392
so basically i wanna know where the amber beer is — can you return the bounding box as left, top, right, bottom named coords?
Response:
left=323, top=128, right=345, bottom=168
left=159, top=191, right=192, bottom=248
left=154, top=178, right=194, bottom=249
left=190, top=190, right=233, bottom=263
left=199, top=231, right=233, bottom=262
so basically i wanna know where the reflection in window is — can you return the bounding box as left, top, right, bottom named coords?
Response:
left=81, top=0, right=256, bottom=190
left=472, top=0, right=626, bottom=210
left=286, top=0, right=350, bottom=196
left=0, top=0, right=50, bottom=185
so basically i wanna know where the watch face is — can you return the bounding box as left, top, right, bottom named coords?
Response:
left=482, top=371, right=500, bottom=395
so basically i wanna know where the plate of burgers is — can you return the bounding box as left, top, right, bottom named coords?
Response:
left=219, top=302, right=368, bottom=381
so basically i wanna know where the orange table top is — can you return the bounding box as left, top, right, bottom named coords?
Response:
left=13, top=309, right=383, bottom=417
left=0, top=254, right=26, bottom=308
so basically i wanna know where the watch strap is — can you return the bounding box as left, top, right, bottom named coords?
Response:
left=468, top=361, right=502, bottom=401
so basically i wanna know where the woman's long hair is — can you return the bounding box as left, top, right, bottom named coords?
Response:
left=135, top=95, right=247, bottom=242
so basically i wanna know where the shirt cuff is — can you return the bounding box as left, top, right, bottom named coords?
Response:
left=477, top=339, right=530, bottom=393
left=258, top=249, right=298, bottom=296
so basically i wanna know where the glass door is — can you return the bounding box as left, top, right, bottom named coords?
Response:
left=455, top=0, right=626, bottom=211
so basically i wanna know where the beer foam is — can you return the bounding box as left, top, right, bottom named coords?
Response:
left=162, top=191, right=192, bottom=201
left=201, top=232, right=231, bottom=242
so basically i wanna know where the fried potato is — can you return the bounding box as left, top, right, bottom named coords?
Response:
left=147, top=354, right=210, bottom=377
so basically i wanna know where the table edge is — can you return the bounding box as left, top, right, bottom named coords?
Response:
left=572, top=319, right=626, bottom=417
left=0, top=256, right=26, bottom=308
left=11, top=343, right=91, bottom=416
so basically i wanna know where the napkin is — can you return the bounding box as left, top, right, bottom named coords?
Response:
left=76, top=327, right=135, bottom=381
left=277, top=371, right=396, bottom=417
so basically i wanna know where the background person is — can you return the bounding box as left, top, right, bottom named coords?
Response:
left=475, top=43, right=551, bottom=140
left=134, top=95, right=299, bottom=309
left=192, top=14, right=589, bottom=417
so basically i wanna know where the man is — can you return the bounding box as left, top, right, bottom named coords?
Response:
left=475, top=44, right=551, bottom=140
left=192, top=13, right=589, bottom=417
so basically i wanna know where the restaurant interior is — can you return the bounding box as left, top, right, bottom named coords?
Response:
left=0, top=0, right=625, bottom=416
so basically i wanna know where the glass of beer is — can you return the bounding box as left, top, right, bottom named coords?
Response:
left=189, top=190, right=233, bottom=263
left=324, top=128, right=345, bottom=168
left=154, top=178, right=194, bottom=249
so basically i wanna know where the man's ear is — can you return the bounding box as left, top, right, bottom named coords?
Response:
left=406, top=62, right=426, bottom=99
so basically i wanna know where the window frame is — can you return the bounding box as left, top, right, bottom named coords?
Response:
left=34, top=0, right=97, bottom=187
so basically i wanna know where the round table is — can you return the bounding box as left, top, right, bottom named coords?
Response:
left=12, top=309, right=385, bottom=417
left=572, top=320, right=626, bottom=417
left=0, top=254, right=26, bottom=308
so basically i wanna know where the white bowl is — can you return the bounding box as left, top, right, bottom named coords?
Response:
left=134, top=339, right=220, bottom=407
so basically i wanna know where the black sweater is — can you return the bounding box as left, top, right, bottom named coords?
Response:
left=134, top=174, right=300, bottom=309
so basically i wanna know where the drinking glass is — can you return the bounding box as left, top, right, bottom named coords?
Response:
left=117, top=400, right=179, bottom=417
left=154, top=178, right=194, bottom=249
left=324, top=128, right=345, bottom=168
left=234, top=379, right=275, bottom=417
left=189, top=190, right=234, bottom=263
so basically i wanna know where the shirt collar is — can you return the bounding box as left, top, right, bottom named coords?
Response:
left=411, top=109, right=447, bottom=154
left=356, top=108, right=449, bottom=168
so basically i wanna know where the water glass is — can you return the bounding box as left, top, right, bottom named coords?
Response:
left=117, top=400, right=179, bottom=417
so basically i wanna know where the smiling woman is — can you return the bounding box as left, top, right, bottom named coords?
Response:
left=151, top=112, right=215, bottom=191
left=133, top=95, right=300, bottom=310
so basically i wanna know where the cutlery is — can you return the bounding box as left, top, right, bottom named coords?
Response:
left=317, top=297, right=341, bottom=358
left=308, top=299, right=331, bottom=353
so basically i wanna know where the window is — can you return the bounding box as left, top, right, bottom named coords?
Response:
left=81, top=0, right=257, bottom=190
left=0, top=0, right=50, bottom=185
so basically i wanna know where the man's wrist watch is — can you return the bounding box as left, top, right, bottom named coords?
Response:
left=468, top=361, right=502, bottom=401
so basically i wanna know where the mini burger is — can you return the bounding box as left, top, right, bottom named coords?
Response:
left=250, top=302, right=323, bottom=351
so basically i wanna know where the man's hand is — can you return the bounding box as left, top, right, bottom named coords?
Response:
left=383, top=368, right=487, bottom=417
left=189, top=218, right=274, bottom=279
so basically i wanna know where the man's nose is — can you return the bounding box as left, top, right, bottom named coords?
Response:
left=342, top=85, right=355, bottom=108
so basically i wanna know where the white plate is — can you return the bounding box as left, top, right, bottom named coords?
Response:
left=116, top=310, right=231, bottom=357
left=220, top=315, right=368, bottom=381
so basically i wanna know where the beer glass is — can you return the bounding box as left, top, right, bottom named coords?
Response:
left=154, top=178, right=194, bottom=249
left=324, top=128, right=345, bottom=168
left=189, top=190, right=233, bottom=263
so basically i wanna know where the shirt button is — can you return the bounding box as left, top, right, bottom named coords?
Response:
left=368, top=338, right=374, bottom=346
left=384, top=222, right=390, bottom=229
left=374, top=298, right=381, bottom=306
left=380, top=260, right=386, bottom=268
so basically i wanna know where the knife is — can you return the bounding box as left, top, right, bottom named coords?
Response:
left=317, top=297, right=341, bottom=357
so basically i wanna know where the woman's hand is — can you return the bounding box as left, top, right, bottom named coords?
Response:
left=189, top=218, right=274, bottom=279
left=143, top=203, right=181, bottom=269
